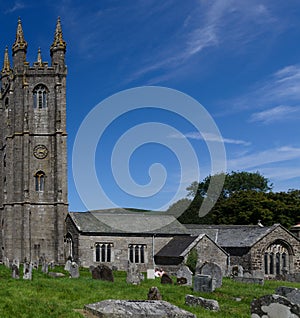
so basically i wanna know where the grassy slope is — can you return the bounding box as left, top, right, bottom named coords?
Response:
left=0, top=265, right=299, bottom=318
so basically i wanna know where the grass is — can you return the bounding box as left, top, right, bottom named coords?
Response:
left=0, top=265, right=299, bottom=317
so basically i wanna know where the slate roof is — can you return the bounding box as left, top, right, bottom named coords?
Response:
left=68, top=209, right=189, bottom=235
left=155, top=235, right=201, bottom=258
left=184, top=224, right=281, bottom=247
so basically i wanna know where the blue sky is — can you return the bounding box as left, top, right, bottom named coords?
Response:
left=1, top=1, right=300, bottom=212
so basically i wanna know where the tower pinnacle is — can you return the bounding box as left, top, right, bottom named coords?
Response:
left=37, top=47, right=43, bottom=66
left=12, top=18, right=28, bottom=53
left=50, top=17, right=66, bottom=54
left=1, top=46, right=11, bottom=75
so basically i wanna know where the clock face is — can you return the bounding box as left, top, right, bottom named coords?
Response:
left=33, top=144, right=48, bottom=159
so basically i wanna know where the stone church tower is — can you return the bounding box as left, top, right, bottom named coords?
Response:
left=0, top=18, right=68, bottom=264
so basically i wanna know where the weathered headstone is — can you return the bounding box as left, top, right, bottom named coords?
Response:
left=3, top=257, right=10, bottom=268
left=12, top=258, right=20, bottom=269
left=185, top=294, right=219, bottom=311
left=147, top=269, right=155, bottom=279
left=161, top=273, right=173, bottom=284
left=231, top=265, right=243, bottom=277
left=69, top=262, right=80, bottom=278
left=32, top=260, right=39, bottom=270
left=176, top=265, right=193, bottom=286
left=11, top=264, right=20, bottom=279
left=147, top=287, right=162, bottom=300
left=251, top=294, right=300, bottom=317
left=193, top=274, right=213, bottom=292
left=49, top=261, right=55, bottom=270
left=41, top=260, right=48, bottom=274
left=91, top=265, right=114, bottom=282
left=276, top=286, right=300, bottom=305
left=233, top=276, right=264, bottom=285
left=23, top=262, right=32, bottom=280
left=84, top=300, right=196, bottom=318
left=126, top=262, right=141, bottom=285
left=200, top=262, right=222, bottom=289
left=64, top=259, right=72, bottom=271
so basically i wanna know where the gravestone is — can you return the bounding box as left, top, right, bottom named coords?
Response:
left=48, top=272, right=65, bottom=278
left=147, top=269, right=155, bottom=279
left=251, top=294, right=300, bottom=317
left=231, top=265, right=243, bottom=277
left=193, top=274, right=213, bottom=292
left=91, top=265, right=114, bottom=282
left=89, top=265, right=95, bottom=273
left=12, top=258, right=20, bottom=269
left=84, top=300, right=196, bottom=318
left=126, top=262, right=141, bottom=285
left=23, top=262, right=32, bottom=280
left=41, top=260, right=48, bottom=274
left=276, top=286, right=300, bottom=305
left=49, top=261, right=55, bottom=270
left=32, top=260, right=39, bottom=270
left=161, top=273, right=173, bottom=284
left=147, top=287, right=162, bottom=300
left=3, top=257, right=10, bottom=268
left=64, top=260, right=72, bottom=271
left=176, top=265, right=193, bottom=286
left=11, top=264, right=20, bottom=279
left=185, top=294, right=220, bottom=311
left=69, top=262, right=80, bottom=278
left=200, top=262, right=222, bottom=289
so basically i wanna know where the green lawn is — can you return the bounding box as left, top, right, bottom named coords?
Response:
left=0, top=265, right=299, bottom=317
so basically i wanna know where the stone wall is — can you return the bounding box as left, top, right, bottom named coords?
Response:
left=184, top=236, right=228, bottom=275
left=251, top=226, right=300, bottom=275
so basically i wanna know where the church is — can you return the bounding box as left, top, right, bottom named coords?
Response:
left=1, top=19, right=299, bottom=280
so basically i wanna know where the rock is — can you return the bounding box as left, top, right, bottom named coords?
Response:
left=161, top=273, right=173, bottom=284
left=185, top=294, right=219, bottom=311
left=251, top=294, right=300, bottom=317
left=193, top=274, right=213, bottom=292
left=84, top=299, right=196, bottom=317
left=200, top=262, right=222, bottom=289
left=176, top=265, right=193, bottom=286
left=147, top=287, right=162, bottom=300
left=276, top=286, right=300, bottom=305
left=91, top=264, right=114, bottom=282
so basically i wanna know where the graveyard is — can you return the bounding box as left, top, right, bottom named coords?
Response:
left=0, top=263, right=299, bottom=318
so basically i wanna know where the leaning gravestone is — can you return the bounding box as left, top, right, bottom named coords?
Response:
left=12, top=264, right=20, bottom=279
left=251, top=294, right=300, bottom=317
left=147, top=287, right=162, bottom=300
left=91, top=265, right=114, bottom=282
left=41, top=260, right=48, bottom=274
left=276, top=286, right=300, bottom=305
left=176, top=265, right=193, bottom=286
left=126, top=262, right=141, bottom=285
left=193, top=274, right=213, bottom=292
left=84, top=300, right=196, bottom=318
left=161, top=273, right=173, bottom=284
left=200, top=262, right=222, bottom=289
left=69, top=262, right=80, bottom=278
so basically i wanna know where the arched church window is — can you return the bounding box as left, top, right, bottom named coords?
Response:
left=35, top=171, right=45, bottom=192
left=5, top=97, right=9, bottom=108
left=264, top=242, right=290, bottom=276
left=33, top=84, right=48, bottom=109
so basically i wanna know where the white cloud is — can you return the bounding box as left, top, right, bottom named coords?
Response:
left=170, top=131, right=250, bottom=146
left=5, top=1, right=26, bottom=13
left=250, top=105, right=300, bottom=124
left=227, top=146, right=300, bottom=171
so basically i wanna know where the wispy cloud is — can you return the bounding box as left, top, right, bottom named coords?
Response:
left=5, top=1, right=26, bottom=13
left=225, top=64, right=300, bottom=115
left=170, top=131, right=250, bottom=146
left=250, top=105, right=300, bottom=124
left=227, top=146, right=300, bottom=171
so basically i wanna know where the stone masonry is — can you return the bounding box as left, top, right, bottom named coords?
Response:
left=0, top=18, right=68, bottom=263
